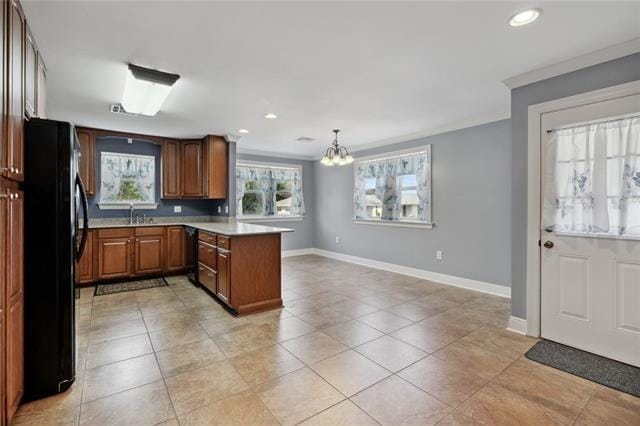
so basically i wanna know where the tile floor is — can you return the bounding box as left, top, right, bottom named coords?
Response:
left=13, top=255, right=640, bottom=425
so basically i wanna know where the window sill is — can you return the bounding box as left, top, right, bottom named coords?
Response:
left=98, top=203, right=158, bottom=210
left=353, top=219, right=434, bottom=229
left=238, top=215, right=304, bottom=223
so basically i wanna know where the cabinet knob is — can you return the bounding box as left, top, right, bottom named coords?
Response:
left=0, top=194, right=8, bottom=199
left=127, top=239, right=131, bottom=243
left=208, top=249, right=213, bottom=253
left=10, top=193, right=17, bottom=200
left=9, top=166, right=15, bottom=173
left=14, top=168, right=19, bottom=174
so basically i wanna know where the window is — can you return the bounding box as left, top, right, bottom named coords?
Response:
left=236, top=163, right=305, bottom=219
left=98, top=152, right=157, bottom=209
left=354, top=147, right=432, bottom=227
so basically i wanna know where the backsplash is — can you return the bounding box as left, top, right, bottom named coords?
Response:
left=87, top=136, right=228, bottom=219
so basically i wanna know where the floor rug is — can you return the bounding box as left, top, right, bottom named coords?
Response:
left=94, top=277, right=168, bottom=296
left=525, top=339, right=640, bottom=397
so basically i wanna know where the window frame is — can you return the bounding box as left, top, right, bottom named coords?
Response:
left=97, top=151, right=158, bottom=210
left=353, top=146, right=433, bottom=229
left=236, top=161, right=304, bottom=222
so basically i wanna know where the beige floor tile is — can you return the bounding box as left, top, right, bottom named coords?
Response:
left=142, top=310, right=198, bottom=332
left=199, top=314, right=250, bottom=337
left=355, top=335, right=427, bottom=372
left=138, top=299, right=188, bottom=317
left=12, top=404, right=80, bottom=425
left=323, top=320, right=385, bottom=348
left=281, top=331, right=348, bottom=364
left=229, top=344, right=305, bottom=386
left=165, top=362, right=250, bottom=415
left=89, top=310, right=142, bottom=329
left=255, top=367, right=345, bottom=425
left=576, top=387, right=640, bottom=425
left=260, top=316, right=316, bottom=341
left=358, top=311, right=414, bottom=333
left=390, top=321, right=464, bottom=354
left=149, top=323, right=209, bottom=352
left=82, top=354, right=162, bottom=402
left=461, top=326, right=538, bottom=360
left=385, top=302, right=440, bottom=322
left=431, top=287, right=483, bottom=304
left=156, top=338, right=225, bottom=378
left=297, top=307, right=352, bottom=328
left=85, top=334, right=153, bottom=369
left=300, top=400, right=378, bottom=425
left=179, top=390, right=279, bottom=425
left=331, top=300, right=379, bottom=318
left=360, top=292, right=410, bottom=309
left=79, top=380, right=174, bottom=425
left=351, top=375, right=451, bottom=425
left=88, top=317, right=148, bottom=345
left=213, top=325, right=279, bottom=357
left=411, top=295, right=461, bottom=316
left=311, top=350, right=391, bottom=396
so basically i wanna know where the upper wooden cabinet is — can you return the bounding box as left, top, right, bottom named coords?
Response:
left=24, top=27, right=37, bottom=118
left=36, top=53, right=46, bottom=118
left=202, top=135, right=227, bottom=199
left=76, top=128, right=96, bottom=197
left=161, top=140, right=181, bottom=199
left=180, top=140, right=204, bottom=197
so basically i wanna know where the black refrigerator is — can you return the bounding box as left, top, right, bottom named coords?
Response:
left=23, top=119, right=89, bottom=401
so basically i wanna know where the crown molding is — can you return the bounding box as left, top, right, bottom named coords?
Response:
left=503, top=38, right=640, bottom=90
left=235, top=147, right=316, bottom=162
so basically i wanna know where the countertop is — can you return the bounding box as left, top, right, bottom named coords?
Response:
left=86, top=220, right=294, bottom=236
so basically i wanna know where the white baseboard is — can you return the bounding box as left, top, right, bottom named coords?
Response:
left=282, top=248, right=316, bottom=258
left=287, top=248, right=510, bottom=298
left=507, top=316, right=528, bottom=335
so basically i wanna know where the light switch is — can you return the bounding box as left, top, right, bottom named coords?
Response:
left=174, top=206, right=182, bottom=213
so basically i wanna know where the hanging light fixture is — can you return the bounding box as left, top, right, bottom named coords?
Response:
left=320, top=129, right=354, bottom=166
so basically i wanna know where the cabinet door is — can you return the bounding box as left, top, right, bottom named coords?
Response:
left=162, top=140, right=181, bottom=198
left=98, top=237, right=132, bottom=279
left=217, top=249, right=230, bottom=304
left=203, top=136, right=227, bottom=199
left=36, top=53, right=46, bottom=118
left=76, top=230, right=94, bottom=283
left=24, top=27, right=37, bottom=118
left=76, top=128, right=95, bottom=197
left=166, top=226, right=185, bottom=271
left=5, top=188, right=24, bottom=420
left=181, top=141, right=203, bottom=197
left=6, top=0, right=25, bottom=182
left=134, top=235, right=164, bottom=275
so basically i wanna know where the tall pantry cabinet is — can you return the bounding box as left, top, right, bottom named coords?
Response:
left=1, top=0, right=47, bottom=423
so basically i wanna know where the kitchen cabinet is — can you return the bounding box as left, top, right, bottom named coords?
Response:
left=181, top=140, right=204, bottom=197
left=97, top=235, right=133, bottom=280
left=216, top=248, right=230, bottom=304
left=134, top=227, right=165, bottom=275
left=76, top=230, right=94, bottom=283
left=202, top=135, right=227, bottom=199
left=24, top=26, right=36, bottom=118
left=36, top=53, right=46, bottom=118
left=2, top=185, right=24, bottom=421
left=166, top=226, right=185, bottom=271
left=198, top=263, right=216, bottom=294
left=76, top=128, right=96, bottom=197
left=5, top=0, right=25, bottom=182
left=161, top=140, right=181, bottom=199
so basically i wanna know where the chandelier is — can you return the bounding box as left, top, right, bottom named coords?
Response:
left=320, top=129, right=354, bottom=166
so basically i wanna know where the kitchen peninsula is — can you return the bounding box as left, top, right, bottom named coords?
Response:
left=79, top=220, right=293, bottom=316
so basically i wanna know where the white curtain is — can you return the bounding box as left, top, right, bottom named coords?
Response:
left=543, top=116, right=640, bottom=237
left=236, top=165, right=305, bottom=216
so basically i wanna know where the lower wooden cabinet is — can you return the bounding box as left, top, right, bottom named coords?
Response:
left=166, top=226, right=185, bottom=271
left=76, top=230, right=94, bottom=284
left=216, top=248, right=230, bottom=304
left=97, top=237, right=132, bottom=280
left=198, top=262, right=216, bottom=294
left=134, top=235, right=164, bottom=275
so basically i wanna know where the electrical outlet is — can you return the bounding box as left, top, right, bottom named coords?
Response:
left=225, top=205, right=229, bottom=214
left=173, top=206, right=182, bottom=213
left=335, top=236, right=340, bottom=244
left=436, top=250, right=443, bottom=260
left=217, top=206, right=222, bottom=213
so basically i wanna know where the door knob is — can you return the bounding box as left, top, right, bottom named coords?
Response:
left=543, top=241, right=554, bottom=249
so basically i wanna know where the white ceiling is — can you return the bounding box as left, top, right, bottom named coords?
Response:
left=23, top=1, right=640, bottom=159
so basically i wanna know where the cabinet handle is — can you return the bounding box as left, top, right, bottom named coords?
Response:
left=9, top=193, right=17, bottom=200
left=9, top=166, right=15, bottom=173
left=14, top=168, right=19, bottom=174
left=207, top=273, right=213, bottom=277
left=0, top=194, right=8, bottom=199
left=208, top=249, right=213, bottom=253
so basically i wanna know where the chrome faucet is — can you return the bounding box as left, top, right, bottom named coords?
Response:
left=129, top=203, right=135, bottom=225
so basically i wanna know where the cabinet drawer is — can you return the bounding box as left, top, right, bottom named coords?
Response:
left=198, top=241, right=217, bottom=270
left=97, top=228, right=133, bottom=239
left=198, top=262, right=216, bottom=293
left=199, top=231, right=216, bottom=244
left=217, top=235, right=231, bottom=250
left=135, top=226, right=165, bottom=236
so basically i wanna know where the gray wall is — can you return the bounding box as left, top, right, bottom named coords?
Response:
left=314, top=119, right=511, bottom=288
left=235, top=153, right=316, bottom=251
left=510, top=52, right=640, bottom=319
left=88, top=137, right=224, bottom=218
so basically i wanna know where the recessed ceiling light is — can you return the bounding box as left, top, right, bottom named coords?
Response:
left=264, top=113, right=278, bottom=120
left=509, top=8, right=542, bottom=27
left=121, top=64, right=180, bottom=116
left=238, top=129, right=250, bottom=134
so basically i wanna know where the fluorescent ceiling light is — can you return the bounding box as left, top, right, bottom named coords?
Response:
left=264, top=113, right=278, bottom=119
left=121, top=64, right=180, bottom=116
left=509, top=8, right=541, bottom=27
left=238, top=129, right=250, bottom=134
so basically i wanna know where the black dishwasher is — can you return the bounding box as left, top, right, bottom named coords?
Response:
left=185, top=226, right=198, bottom=284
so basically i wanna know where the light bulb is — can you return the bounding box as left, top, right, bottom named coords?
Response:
left=344, top=155, right=354, bottom=164
left=332, top=155, right=341, bottom=165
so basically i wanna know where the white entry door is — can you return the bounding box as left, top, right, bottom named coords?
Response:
left=540, top=92, right=640, bottom=367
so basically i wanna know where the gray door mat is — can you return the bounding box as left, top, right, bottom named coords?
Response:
left=94, top=278, right=168, bottom=296
left=525, top=339, right=639, bottom=398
